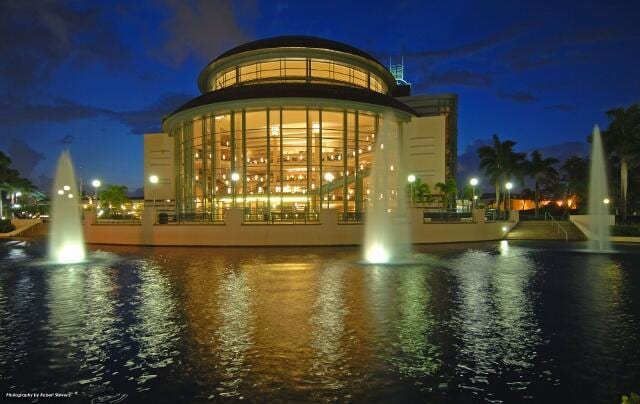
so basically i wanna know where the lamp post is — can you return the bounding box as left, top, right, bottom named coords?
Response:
left=149, top=175, right=159, bottom=208
left=470, top=178, right=478, bottom=210
left=408, top=174, right=416, bottom=205
left=324, top=172, right=334, bottom=209
left=91, top=179, right=101, bottom=209
left=231, top=172, right=240, bottom=208
left=505, top=182, right=513, bottom=219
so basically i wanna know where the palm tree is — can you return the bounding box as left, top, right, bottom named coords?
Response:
left=561, top=155, right=588, bottom=211
left=436, top=178, right=457, bottom=210
left=527, top=150, right=559, bottom=218
left=406, top=178, right=432, bottom=205
left=477, top=134, right=526, bottom=217
left=601, top=104, right=640, bottom=222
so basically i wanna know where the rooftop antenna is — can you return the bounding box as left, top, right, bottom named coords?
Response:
left=389, top=56, right=410, bottom=86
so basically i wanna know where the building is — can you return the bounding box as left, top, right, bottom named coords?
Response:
left=144, top=36, right=457, bottom=223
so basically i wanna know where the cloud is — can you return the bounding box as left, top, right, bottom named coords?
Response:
left=544, top=104, right=573, bottom=112
left=403, top=23, right=531, bottom=61
left=0, top=92, right=194, bottom=135
left=0, top=1, right=130, bottom=95
left=111, top=92, right=194, bottom=134
left=153, top=0, right=255, bottom=65
left=502, top=27, right=621, bottom=72
left=0, top=98, right=107, bottom=125
left=7, top=138, right=45, bottom=178
left=497, top=90, right=537, bottom=103
left=414, top=69, right=492, bottom=90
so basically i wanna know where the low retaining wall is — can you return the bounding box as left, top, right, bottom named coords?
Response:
left=0, top=218, right=41, bottom=238
left=84, top=208, right=516, bottom=246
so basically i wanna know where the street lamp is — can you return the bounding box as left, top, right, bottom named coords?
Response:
left=324, top=172, right=334, bottom=209
left=149, top=175, right=159, bottom=208
left=470, top=178, right=478, bottom=210
left=91, top=179, right=101, bottom=209
left=505, top=182, right=513, bottom=219
left=231, top=172, right=240, bottom=208
left=407, top=174, right=416, bottom=205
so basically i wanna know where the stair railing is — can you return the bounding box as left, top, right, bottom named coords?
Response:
left=544, top=212, right=568, bottom=241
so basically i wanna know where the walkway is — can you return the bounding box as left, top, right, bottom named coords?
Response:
left=506, top=220, right=586, bottom=241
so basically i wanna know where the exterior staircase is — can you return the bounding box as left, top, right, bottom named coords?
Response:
left=506, top=220, right=586, bottom=241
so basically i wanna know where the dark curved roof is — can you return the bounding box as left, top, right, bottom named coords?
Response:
left=165, top=83, right=416, bottom=121
left=211, top=36, right=383, bottom=67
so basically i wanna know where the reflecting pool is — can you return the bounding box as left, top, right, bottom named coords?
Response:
left=1, top=240, right=639, bottom=402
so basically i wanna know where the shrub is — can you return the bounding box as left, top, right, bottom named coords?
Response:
left=611, top=224, right=640, bottom=237
left=0, top=219, right=16, bottom=233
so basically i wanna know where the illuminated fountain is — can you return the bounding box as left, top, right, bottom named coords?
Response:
left=587, top=125, right=611, bottom=252
left=363, top=112, right=411, bottom=263
left=49, top=151, right=86, bottom=264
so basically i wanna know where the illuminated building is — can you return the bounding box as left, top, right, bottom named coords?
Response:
left=144, top=36, right=457, bottom=222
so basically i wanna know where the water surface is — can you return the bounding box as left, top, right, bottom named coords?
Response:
left=1, top=240, right=639, bottom=402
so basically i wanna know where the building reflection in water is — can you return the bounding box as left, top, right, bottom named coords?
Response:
left=213, top=265, right=255, bottom=397
left=309, top=262, right=348, bottom=389
left=129, top=260, right=181, bottom=386
left=450, top=241, right=542, bottom=398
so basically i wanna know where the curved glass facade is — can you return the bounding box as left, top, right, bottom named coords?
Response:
left=210, top=58, right=387, bottom=94
left=172, top=107, right=399, bottom=222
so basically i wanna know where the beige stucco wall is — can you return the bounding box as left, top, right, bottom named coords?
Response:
left=84, top=208, right=513, bottom=246
left=403, top=115, right=446, bottom=191
left=143, top=133, right=175, bottom=203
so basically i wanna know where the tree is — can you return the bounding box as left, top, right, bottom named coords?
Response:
left=526, top=150, right=559, bottom=219
left=98, top=184, right=129, bottom=210
left=407, top=177, right=432, bottom=204
left=561, top=155, right=588, bottom=211
left=0, top=151, right=35, bottom=218
left=477, top=134, right=527, bottom=216
left=601, top=104, right=640, bottom=222
left=436, top=178, right=457, bottom=210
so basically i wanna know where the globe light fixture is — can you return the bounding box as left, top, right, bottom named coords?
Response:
left=91, top=179, right=101, bottom=208
left=603, top=198, right=610, bottom=205
left=324, top=172, right=334, bottom=208
left=505, top=182, right=513, bottom=219
left=470, top=178, right=479, bottom=209
left=231, top=172, right=240, bottom=207
left=407, top=174, right=416, bottom=205
left=149, top=175, right=159, bottom=208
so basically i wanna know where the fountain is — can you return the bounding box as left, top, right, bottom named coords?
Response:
left=363, top=112, right=411, bottom=263
left=587, top=125, right=611, bottom=252
left=48, top=151, right=86, bottom=264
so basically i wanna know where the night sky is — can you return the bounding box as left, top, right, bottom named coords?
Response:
left=1, top=0, right=639, bottom=195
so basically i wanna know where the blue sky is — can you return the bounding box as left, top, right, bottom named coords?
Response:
left=1, top=0, right=638, bottom=194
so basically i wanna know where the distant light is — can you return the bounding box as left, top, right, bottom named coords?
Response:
left=324, top=172, right=334, bottom=182
left=13, top=204, right=21, bottom=209
left=603, top=198, right=610, bottom=205
left=505, top=182, right=513, bottom=190
left=470, top=178, right=478, bottom=186
left=149, top=175, right=159, bottom=184
left=502, top=226, right=508, bottom=232
left=473, top=195, right=478, bottom=200
left=407, top=174, right=416, bottom=183
left=92, top=179, right=101, bottom=188
left=63, top=185, right=71, bottom=191
left=67, top=194, right=73, bottom=199
left=15, top=191, right=22, bottom=197
left=57, top=190, right=64, bottom=195
left=231, top=172, right=240, bottom=182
